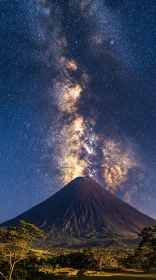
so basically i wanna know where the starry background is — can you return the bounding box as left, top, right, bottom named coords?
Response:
left=0, top=0, right=156, bottom=223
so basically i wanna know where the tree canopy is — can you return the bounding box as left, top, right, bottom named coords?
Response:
left=123, top=225, right=156, bottom=271
left=0, top=220, right=45, bottom=280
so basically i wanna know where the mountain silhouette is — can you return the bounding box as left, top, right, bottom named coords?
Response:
left=1, top=177, right=156, bottom=238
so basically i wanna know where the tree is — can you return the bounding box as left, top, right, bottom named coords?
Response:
left=123, top=225, right=156, bottom=271
left=0, top=220, right=45, bottom=280
left=136, top=225, right=156, bottom=271
left=48, top=249, right=97, bottom=270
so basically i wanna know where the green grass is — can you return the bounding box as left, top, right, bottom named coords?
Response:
left=68, top=277, right=156, bottom=280
left=38, top=267, right=156, bottom=279
left=29, top=248, right=156, bottom=279
left=68, top=274, right=156, bottom=279
left=82, top=269, right=156, bottom=279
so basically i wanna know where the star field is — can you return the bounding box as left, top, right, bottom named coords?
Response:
left=0, top=0, right=156, bottom=222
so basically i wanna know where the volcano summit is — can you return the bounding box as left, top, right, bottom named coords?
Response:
left=1, top=177, right=155, bottom=243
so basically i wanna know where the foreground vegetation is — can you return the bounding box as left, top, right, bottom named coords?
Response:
left=0, top=221, right=156, bottom=279
left=41, top=268, right=156, bottom=279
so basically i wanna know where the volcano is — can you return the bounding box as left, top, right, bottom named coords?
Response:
left=1, top=177, right=155, bottom=241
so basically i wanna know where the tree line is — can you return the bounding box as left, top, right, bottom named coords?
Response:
left=0, top=221, right=156, bottom=279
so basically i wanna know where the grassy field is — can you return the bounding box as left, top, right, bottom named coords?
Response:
left=31, top=248, right=156, bottom=279
left=38, top=267, right=156, bottom=279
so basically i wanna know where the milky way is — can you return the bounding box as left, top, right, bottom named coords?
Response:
left=33, top=1, right=143, bottom=193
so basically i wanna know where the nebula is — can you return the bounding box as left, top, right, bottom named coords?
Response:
left=102, top=139, right=139, bottom=191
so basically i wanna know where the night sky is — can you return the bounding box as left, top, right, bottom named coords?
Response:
left=0, top=0, right=156, bottom=223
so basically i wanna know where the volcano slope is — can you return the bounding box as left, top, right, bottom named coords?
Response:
left=1, top=177, right=156, bottom=246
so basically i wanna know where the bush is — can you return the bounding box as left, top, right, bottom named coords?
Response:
left=47, top=249, right=97, bottom=270
left=0, top=256, right=52, bottom=280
